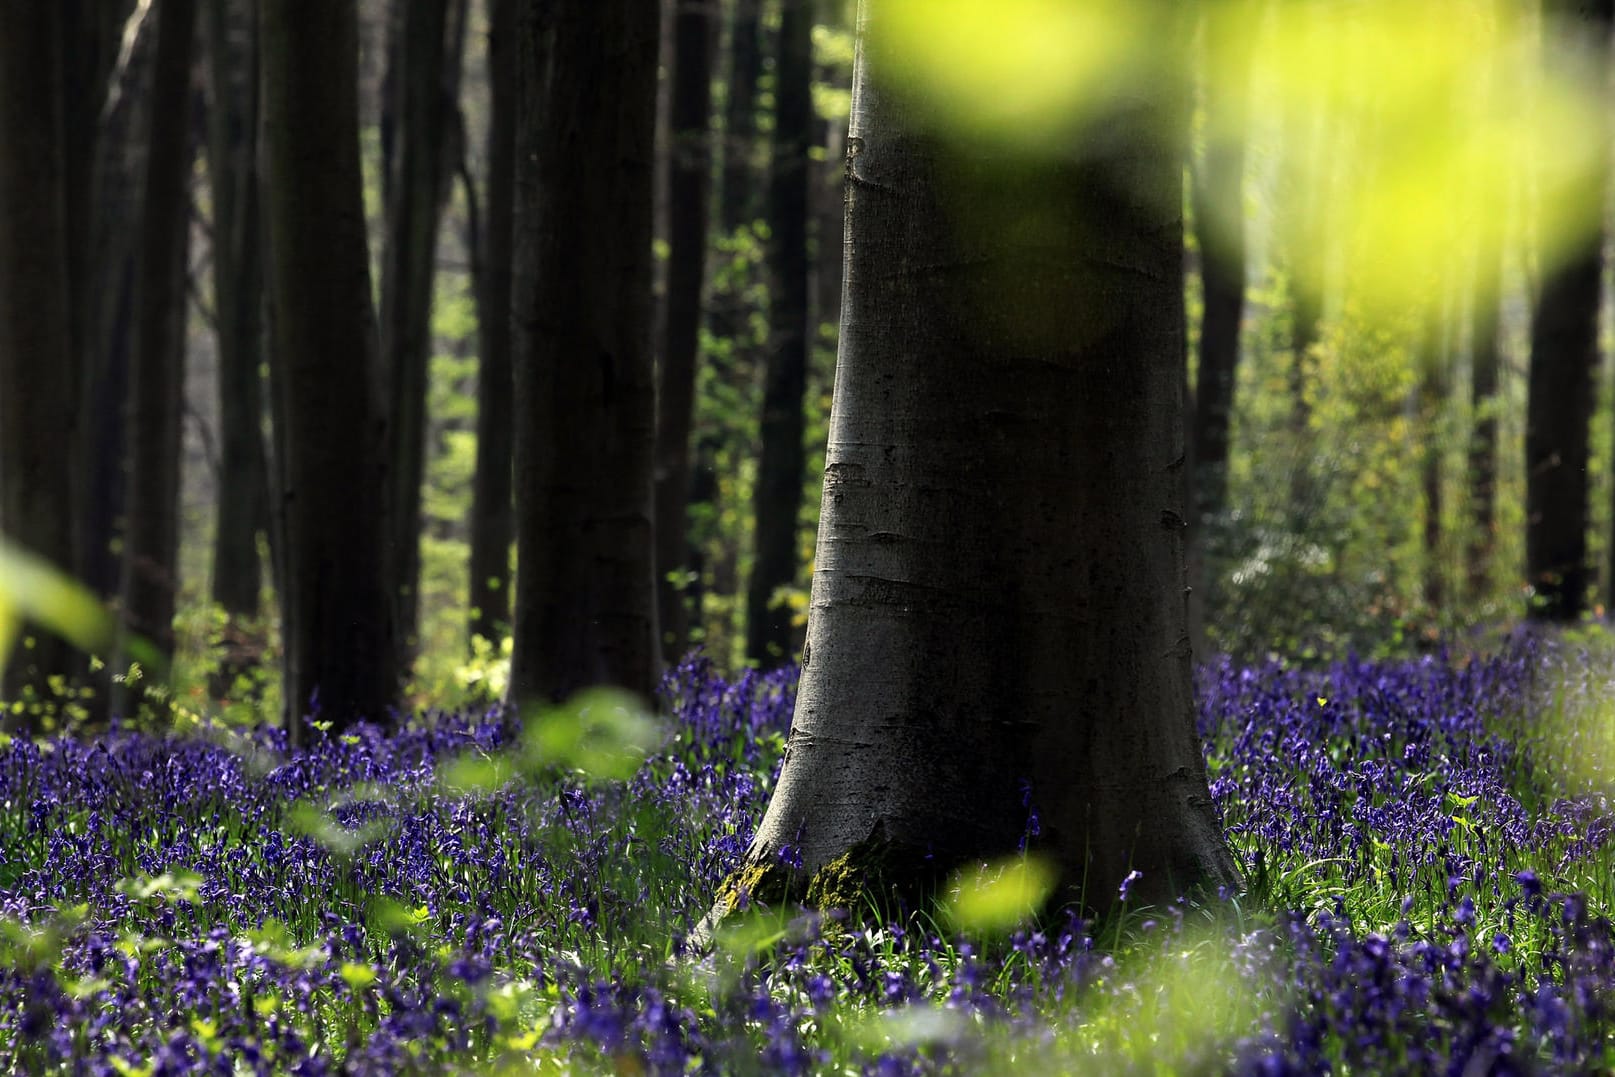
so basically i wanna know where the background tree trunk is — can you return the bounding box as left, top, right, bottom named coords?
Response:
left=507, top=0, right=660, bottom=705
left=655, top=0, right=716, bottom=660
left=379, top=0, right=456, bottom=666
left=261, top=0, right=398, bottom=738
left=719, top=0, right=763, bottom=234
left=713, top=1, right=1237, bottom=924
left=1188, top=0, right=1251, bottom=652
left=0, top=6, right=81, bottom=713
left=1466, top=257, right=1500, bottom=603
left=78, top=7, right=160, bottom=616
left=1526, top=0, right=1611, bottom=622
left=744, top=0, right=813, bottom=665
left=117, top=0, right=198, bottom=705
left=204, top=0, right=270, bottom=694
left=468, top=0, right=516, bottom=648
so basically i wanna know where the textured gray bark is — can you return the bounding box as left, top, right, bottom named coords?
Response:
left=655, top=0, right=716, bottom=660
left=0, top=6, right=81, bottom=712
left=204, top=0, right=270, bottom=689
left=508, top=0, right=660, bottom=705
left=1526, top=0, right=1610, bottom=622
left=713, top=2, right=1237, bottom=926
left=744, top=0, right=813, bottom=665
left=262, top=0, right=399, bottom=739
left=468, top=0, right=516, bottom=647
left=117, top=0, right=198, bottom=700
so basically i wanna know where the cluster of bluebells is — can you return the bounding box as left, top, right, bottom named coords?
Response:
left=2, top=644, right=1615, bottom=1073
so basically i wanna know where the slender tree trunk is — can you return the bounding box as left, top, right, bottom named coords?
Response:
left=1526, top=0, right=1610, bottom=623
left=507, top=0, right=661, bottom=705
left=705, top=2, right=1236, bottom=931
left=468, top=0, right=516, bottom=648
left=1417, top=314, right=1447, bottom=615
left=0, top=6, right=81, bottom=713
left=720, top=0, right=763, bottom=234
left=118, top=0, right=198, bottom=706
left=261, top=0, right=398, bottom=738
left=656, top=0, right=716, bottom=660
left=379, top=0, right=455, bottom=666
left=745, top=0, right=813, bottom=665
left=204, top=0, right=271, bottom=694
left=1188, top=0, right=1251, bottom=654
left=1467, top=257, right=1501, bottom=602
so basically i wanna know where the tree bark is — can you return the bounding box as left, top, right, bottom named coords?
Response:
left=117, top=0, right=198, bottom=703
left=719, top=0, right=763, bottom=235
left=1188, top=0, right=1251, bottom=655
left=655, top=0, right=716, bottom=660
left=80, top=4, right=159, bottom=614
left=1417, top=314, right=1447, bottom=616
left=261, top=0, right=399, bottom=738
left=379, top=0, right=456, bottom=667
left=1466, top=257, right=1500, bottom=603
left=1526, top=0, right=1610, bottom=623
left=707, top=1, right=1237, bottom=929
left=468, top=0, right=516, bottom=648
left=507, top=0, right=661, bottom=705
left=204, top=0, right=271, bottom=692
left=0, top=6, right=81, bottom=712
left=744, top=0, right=813, bottom=665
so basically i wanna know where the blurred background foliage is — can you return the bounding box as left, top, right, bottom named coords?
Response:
left=2, top=0, right=1612, bottom=731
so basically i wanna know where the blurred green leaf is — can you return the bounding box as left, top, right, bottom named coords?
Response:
left=941, top=855, right=1057, bottom=935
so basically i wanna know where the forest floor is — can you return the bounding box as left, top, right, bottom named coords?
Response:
left=2, top=636, right=1614, bottom=1073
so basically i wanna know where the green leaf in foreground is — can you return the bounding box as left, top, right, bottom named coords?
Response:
left=941, top=855, right=1057, bottom=935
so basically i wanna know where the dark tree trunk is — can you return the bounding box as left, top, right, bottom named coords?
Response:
left=507, top=0, right=661, bottom=705
left=117, top=0, right=198, bottom=703
left=1526, top=0, right=1610, bottom=623
left=1188, top=0, right=1251, bottom=653
left=704, top=2, right=1237, bottom=933
left=719, top=0, right=763, bottom=234
left=1466, top=259, right=1500, bottom=602
left=1417, top=316, right=1447, bottom=615
left=744, top=0, right=813, bottom=665
left=204, top=0, right=271, bottom=693
left=0, top=6, right=81, bottom=712
left=80, top=6, right=159, bottom=614
left=468, top=0, right=516, bottom=648
left=655, top=0, right=716, bottom=660
left=261, top=0, right=398, bottom=739
left=379, top=0, right=456, bottom=666
left=60, top=2, right=136, bottom=597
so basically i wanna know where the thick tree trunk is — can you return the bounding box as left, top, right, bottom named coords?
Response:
left=655, top=0, right=716, bottom=661
left=117, top=0, right=198, bottom=704
left=744, top=0, right=813, bottom=665
left=468, top=0, right=516, bottom=648
left=80, top=6, right=159, bottom=613
left=507, top=0, right=660, bottom=705
left=719, top=0, right=763, bottom=234
left=379, top=0, right=455, bottom=666
left=1526, top=0, right=1610, bottom=623
left=708, top=3, right=1237, bottom=929
left=261, top=0, right=398, bottom=739
left=0, top=7, right=81, bottom=712
left=204, top=0, right=271, bottom=693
